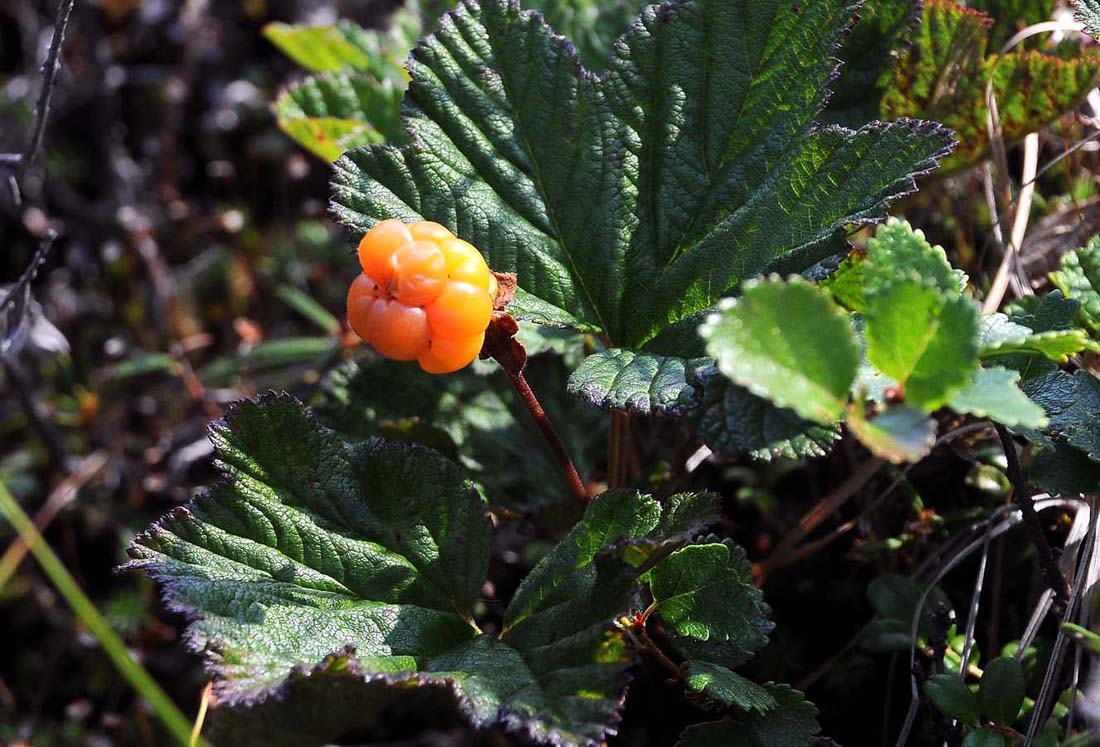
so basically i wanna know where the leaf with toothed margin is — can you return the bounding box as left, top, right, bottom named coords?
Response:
left=125, top=395, right=718, bottom=747
left=847, top=403, right=937, bottom=464
left=1051, top=237, right=1100, bottom=336
left=1074, top=0, right=1100, bottom=39
left=700, top=277, right=860, bottom=426
left=674, top=685, right=820, bottom=747
left=948, top=367, right=1048, bottom=429
left=686, top=371, right=840, bottom=462
left=682, top=661, right=777, bottom=714
left=978, top=313, right=1089, bottom=363
left=566, top=349, right=711, bottom=415
left=641, top=539, right=772, bottom=670
left=330, top=0, right=954, bottom=353
left=1019, top=370, right=1100, bottom=461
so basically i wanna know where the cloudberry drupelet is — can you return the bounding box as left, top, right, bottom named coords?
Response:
left=347, top=219, right=495, bottom=373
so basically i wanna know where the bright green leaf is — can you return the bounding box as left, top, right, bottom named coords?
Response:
left=863, top=218, right=961, bottom=296
left=567, top=348, right=710, bottom=416
left=978, top=313, right=1089, bottom=363
left=847, top=404, right=937, bottom=464
left=687, top=372, right=841, bottom=462
left=821, top=248, right=869, bottom=312
left=701, top=278, right=860, bottom=425
left=263, top=21, right=382, bottom=72
left=924, top=674, right=980, bottom=725
left=948, top=367, right=1048, bottom=429
left=331, top=0, right=953, bottom=350
left=1051, top=237, right=1100, bottom=335
left=682, top=662, right=777, bottom=714
left=865, top=283, right=980, bottom=410
left=979, top=656, right=1026, bottom=725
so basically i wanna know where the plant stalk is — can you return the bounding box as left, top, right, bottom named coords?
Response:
left=0, top=479, right=197, bottom=746
left=504, top=369, right=587, bottom=502
left=994, top=424, right=1070, bottom=602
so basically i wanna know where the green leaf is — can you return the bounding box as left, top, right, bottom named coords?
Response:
left=273, top=72, right=404, bottom=161
left=865, top=283, right=980, bottom=410
left=1021, top=370, right=1100, bottom=460
left=700, top=278, right=860, bottom=425
left=316, top=354, right=604, bottom=510
left=820, top=248, right=869, bottom=312
left=1051, top=237, right=1100, bottom=335
left=863, top=218, right=962, bottom=298
left=674, top=685, right=820, bottom=747
left=825, top=0, right=921, bottom=127
left=948, top=367, right=1048, bottom=429
left=1007, top=290, right=1082, bottom=333
left=567, top=348, right=710, bottom=416
left=687, top=372, right=841, bottom=462
left=1074, top=0, right=1100, bottom=39
left=682, top=662, right=777, bottom=714
left=643, top=540, right=772, bottom=668
left=978, top=313, right=1089, bottom=363
left=963, top=728, right=1007, bottom=747
left=331, top=0, right=953, bottom=350
left=880, top=1, right=1100, bottom=171
left=198, top=337, right=340, bottom=386
left=847, top=404, right=937, bottom=464
left=1030, top=440, right=1100, bottom=495
left=527, top=0, right=648, bottom=70
left=126, top=395, right=704, bottom=746
left=263, top=21, right=384, bottom=72
left=979, top=656, right=1026, bottom=725
left=924, top=674, right=980, bottom=725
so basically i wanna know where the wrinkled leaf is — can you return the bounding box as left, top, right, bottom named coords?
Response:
left=880, top=0, right=1100, bottom=170
left=1050, top=237, right=1100, bottom=335
left=687, top=371, right=841, bottom=462
left=567, top=348, right=710, bottom=416
left=674, top=685, right=820, bottom=747
left=978, top=313, right=1088, bottom=363
left=1021, top=370, right=1100, bottom=460
left=682, top=661, right=776, bottom=714
left=1074, top=0, right=1100, bottom=39
left=701, top=278, right=860, bottom=425
left=643, top=540, right=772, bottom=669
left=331, top=0, right=953, bottom=352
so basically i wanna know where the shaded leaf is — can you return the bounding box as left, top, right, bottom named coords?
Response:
left=682, top=661, right=776, bottom=714
left=963, top=728, right=1007, bottom=747
left=674, top=685, right=820, bottom=747
left=687, top=371, right=841, bottom=462
left=979, top=656, right=1026, bottom=725
left=1020, top=370, right=1100, bottom=460
left=1030, top=440, right=1100, bottom=495
left=700, top=278, right=860, bottom=425
left=331, top=0, right=954, bottom=351
left=847, top=404, right=937, bottom=464
left=948, top=366, right=1048, bottom=429
left=924, top=674, right=980, bottom=725
left=567, top=348, right=710, bottom=416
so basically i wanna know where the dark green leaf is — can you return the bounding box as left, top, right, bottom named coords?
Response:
left=126, top=396, right=703, bottom=746
left=924, top=674, right=980, bottom=725
left=682, top=661, right=777, bottom=714
left=1021, top=370, right=1100, bottom=460
left=701, top=278, right=860, bottom=425
left=331, top=0, right=953, bottom=350
left=979, top=656, right=1026, bottom=725
left=1074, top=0, right=1100, bottom=39
left=979, top=313, right=1088, bottom=362
left=687, top=372, right=841, bottom=462
left=674, top=685, right=820, bottom=747
left=643, top=540, right=772, bottom=669
left=962, top=728, right=1007, bottom=747
left=567, top=348, right=710, bottom=415
left=1030, top=440, right=1100, bottom=495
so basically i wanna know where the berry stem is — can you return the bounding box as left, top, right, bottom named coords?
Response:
left=504, top=369, right=588, bottom=502
left=607, top=411, right=631, bottom=488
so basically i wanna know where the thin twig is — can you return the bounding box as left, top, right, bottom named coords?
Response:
left=21, top=0, right=77, bottom=177
left=504, top=369, right=587, bottom=502
left=623, top=623, right=681, bottom=682
left=995, top=424, right=1070, bottom=601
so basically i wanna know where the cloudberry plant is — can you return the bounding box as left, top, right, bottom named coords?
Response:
left=347, top=218, right=496, bottom=373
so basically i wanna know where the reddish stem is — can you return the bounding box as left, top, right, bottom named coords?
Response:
left=505, top=369, right=588, bottom=502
